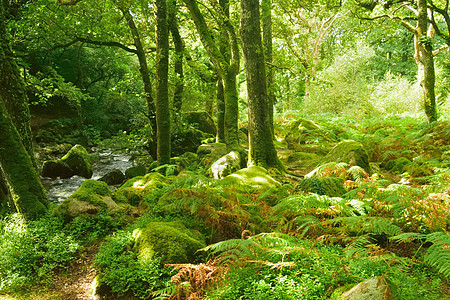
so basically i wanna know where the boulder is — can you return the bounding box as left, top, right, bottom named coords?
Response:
left=125, top=165, right=147, bottom=179
left=222, top=166, right=281, bottom=189
left=61, top=145, right=93, bottom=178
left=54, top=180, right=118, bottom=220
left=114, top=172, right=167, bottom=206
left=326, top=140, right=372, bottom=175
left=209, top=151, right=241, bottom=179
left=42, top=160, right=73, bottom=179
left=332, top=276, right=393, bottom=300
left=41, top=144, right=93, bottom=179
left=172, top=128, right=213, bottom=157
left=297, top=177, right=347, bottom=197
left=197, top=143, right=228, bottom=167
left=184, top=111, right=217, bottom=135
left=131, top=153, right=154, bottom=170
left=98, top=169, right=126, bottom=186
left=285, top=118, right=336, bottom=150
left=384, top=157, right=411, bottom=174
left=171, top=152, right=199, bottom=172
left=132, top=221, right=206, bottom=263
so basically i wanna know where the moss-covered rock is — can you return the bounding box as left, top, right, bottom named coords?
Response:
left=172, top=128, right=213, bottom=157
left=54, top=179, right=118, bottom=220
left=331, top=276, right=392, bottom=300
left=222, top=166, right=281, bottom=189
left=99, top=169, right=126, bottom=185
left=42, top=144, right=93, bottom=179
left=171, top=152, right=199, bottom=172
left=115, top=173, right=167, bottom=206
left=183, top=111, right=217, bottom=135
left=41, top=160, right=73, bottom=179
left=297, top=177, right=347, bottom=197
left=209, top=151, right=241, bottom=179
left=385, top=157, right=412, bottom=174
left=325, top=140, right=372, bottom=175
left=197, top=143, right=228, bottom=167
left=132, top=221, right=206, bottom=263
left=125, top=165, right=147, bottom=179
left=285, top=118, right=337, bottom=151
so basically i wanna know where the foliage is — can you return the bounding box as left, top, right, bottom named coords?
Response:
left=0, top=213, right=80, bottom=291
left=94, top=229, right=172, bottom=298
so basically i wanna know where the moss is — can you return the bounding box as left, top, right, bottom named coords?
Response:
left=285, top=118, right=337, bottom=150
left=385, top=157, right=412, bottom=174
left=132, top=221, right=206, bottom=263
left=125, top=165, right=147, bottom=179
left=326, top=140, right=372, bottom=175
left=115, top=173, right=168, bottom=206
left=297, top=177, right=347, bottom=197
left=221, top=166, right=281, bottom=189
left=55, top=180, right=116, bottom=220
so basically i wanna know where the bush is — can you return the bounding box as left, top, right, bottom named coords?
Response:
left=0, top=213, right=80, bottom=291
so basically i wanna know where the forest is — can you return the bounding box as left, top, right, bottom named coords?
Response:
left=0, top=0, right=449, bottom=299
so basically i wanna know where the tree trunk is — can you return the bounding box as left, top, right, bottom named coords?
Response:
left=216, top=79, right=225, bottom=142
left=154, top=0, right=171, bottom=165
left=240, top=0, right=281, bottom=169
left=168, top=0, right=184, bottom=114
left=0, top=1, right=36, bottom=168
left=0, top=100, right=49, bottom=219
left=118, top=4, right=158, bottom=137
left=261, top=0, right=275, bottom=137
left=183, top=0, right=239, bottom=150
left=417, top=0, right=437, bottom=122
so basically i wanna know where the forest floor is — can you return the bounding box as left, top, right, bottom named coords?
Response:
left=0, top=245, right=99, bottom=300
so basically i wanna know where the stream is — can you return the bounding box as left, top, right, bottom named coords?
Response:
left=42, top=150, right=132, bottom=203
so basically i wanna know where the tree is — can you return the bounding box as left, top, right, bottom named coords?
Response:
left=355, top=0, right=440, bottom=122
left=154, top=0, right=171, bottom=165
left=240, top=0, right=282, bottom=169
left=182, top=0, right=240, bottom=150
left=0, top=0, right=49, bottom=218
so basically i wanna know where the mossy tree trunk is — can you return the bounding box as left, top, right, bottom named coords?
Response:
left=117, top=2, right=158, bottom=139
left=261, top=0, right=275, bottom=137
left=168, top=0, right=184, bottom=114
left=417, top=0, right=437, bottom=123
left=216, top=79, right=225, bottom=143
left=155, top=0, right=171, bottom=165
left=183, top=0, right=240, bottom=150
left=240, top=0, right=282, bottom=169
left=0, top=100, right=49, bottom=219
left=0, top=0, right=36, bottom=168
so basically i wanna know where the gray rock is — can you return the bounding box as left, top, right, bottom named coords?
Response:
left=325, top=140, right=372, bottom=175
left=209, top=151, right=241, bottom=179
left=99, top=169, right=126, bottom=185
left=341, top=276, right=392, bottom=300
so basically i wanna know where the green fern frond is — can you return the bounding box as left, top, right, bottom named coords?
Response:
left=424, top=231, right=450, bottom=278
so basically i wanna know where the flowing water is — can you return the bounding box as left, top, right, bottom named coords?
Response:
left=42, top=150, right=132, bottom=203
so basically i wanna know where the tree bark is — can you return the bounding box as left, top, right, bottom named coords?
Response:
left=183, top=0, right=239, bottom=150
left=417, top=0, right=437, bottom=122
left=0, top=1, right=36, bottom=168
left=261, top=0, right=275, bottom=137
left=168, top=0, right=184, bottom=114
left=117, top=3, right=158, bottom=137
left=240, top=0, right=281, bottom=169
left=155, top=0, right=171, bottom=165
left=216, top=79, right=225, bottom=142
left=0, top=100, right=49, bottom=219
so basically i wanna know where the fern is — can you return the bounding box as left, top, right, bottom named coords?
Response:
left=392, top=231, right=450, bottom=278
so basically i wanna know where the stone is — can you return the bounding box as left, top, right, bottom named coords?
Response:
left=54, top=180, right=118, bottom=220
left=170, top=152, right=199, bottom=172
left=285, top=118, right=337, bottom=151
left=209, top=151, right=241, bottom=179
left=184, top=111, right=217, bottom=135
left=337, top=276, right=393, bottom=300
left=222, top=166, right=281, bottom=189
left=114, top=172, right=168, bottom=206
left=325, top=140, right=372, bottom=175
left=125, top=165, right=147, bottom=179
left=172, top=128, right=213, bottom=157
left=132, top=221, right=206, bottom=263
left=384, top=157, right=412, bottom=174
left=42, top=160, right=73, bottom=179
left=98, top=169, right=126, bottom=185
left=60, top=144, right=93, bottom=178
left=197, top=143, right=228, bottom=167
left=41, top=144, right=92, bottom=179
